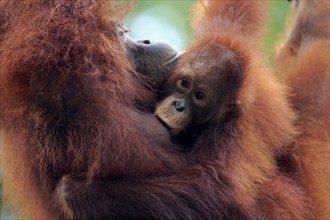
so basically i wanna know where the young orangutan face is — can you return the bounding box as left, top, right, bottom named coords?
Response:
left=155, top=43, right=242, bottom=134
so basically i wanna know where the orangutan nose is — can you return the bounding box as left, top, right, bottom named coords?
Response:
left=137, top=39, right=151, bottom=45
left=174, top=99, right=185, bottom=112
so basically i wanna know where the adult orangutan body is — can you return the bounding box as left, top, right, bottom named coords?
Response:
left=275, top=1, right=330, bottom=218
left=0, top=0, right=329, bottom=220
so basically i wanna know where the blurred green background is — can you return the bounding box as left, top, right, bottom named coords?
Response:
left=0, top=0, right=290, bottom=218
left=124, top=0, right=290, bottom=65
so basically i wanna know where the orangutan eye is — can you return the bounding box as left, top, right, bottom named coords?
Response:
left=181, top=78, right=190, bottom=88
left=118, top=26, right=129, bottom=37
left=195, top=92, right=205, bottom=100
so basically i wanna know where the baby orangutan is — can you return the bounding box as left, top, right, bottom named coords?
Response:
left=155, top=36, right=310, bottom=219
left=155, top=41, right=242, bottom=143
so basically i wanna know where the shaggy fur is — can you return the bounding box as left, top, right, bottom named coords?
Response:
left=0, top=0, right=328, bottom=219
left=0, top=0, right=183, bottom=218
left=276, top=1, right=330, bottom=219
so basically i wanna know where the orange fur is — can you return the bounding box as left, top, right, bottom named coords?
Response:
left=0, top=0, right=328, bottom=219
left=276, top=1, right=330, bottom=219
left=193, top=0, right=266, bottom=46
left=179, top=32, right=309, bottom=220
left=162, top=0, right=310, bottom=218
left=0, top=0, right=182, bottom=218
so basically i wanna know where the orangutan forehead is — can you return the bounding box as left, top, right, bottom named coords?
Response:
left=179, top=50, right=239, bottom=79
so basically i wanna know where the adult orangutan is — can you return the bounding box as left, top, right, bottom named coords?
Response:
left=55, top=1, right=307, bottom=219
left=0, top=0, right=185, bottom=218
left=0, top=0, right=328, bottom=220
left=275, top=1, right=330, bottom=219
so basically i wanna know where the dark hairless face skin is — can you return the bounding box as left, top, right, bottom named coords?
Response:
left=117, top=24, right=181, bottom=89
left=155, top=42, right=242, bottom=140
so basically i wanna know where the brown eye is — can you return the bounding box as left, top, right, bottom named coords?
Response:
left=195, top=92, right=205, bottom=100
left=119, top=31, right=124, bottom=37
left=181, top=78, right=190, bottom=88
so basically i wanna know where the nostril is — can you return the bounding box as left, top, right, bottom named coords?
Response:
left=174, top=99, right=185, bottom=112
left=139, top=39, right=151, bottom=45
